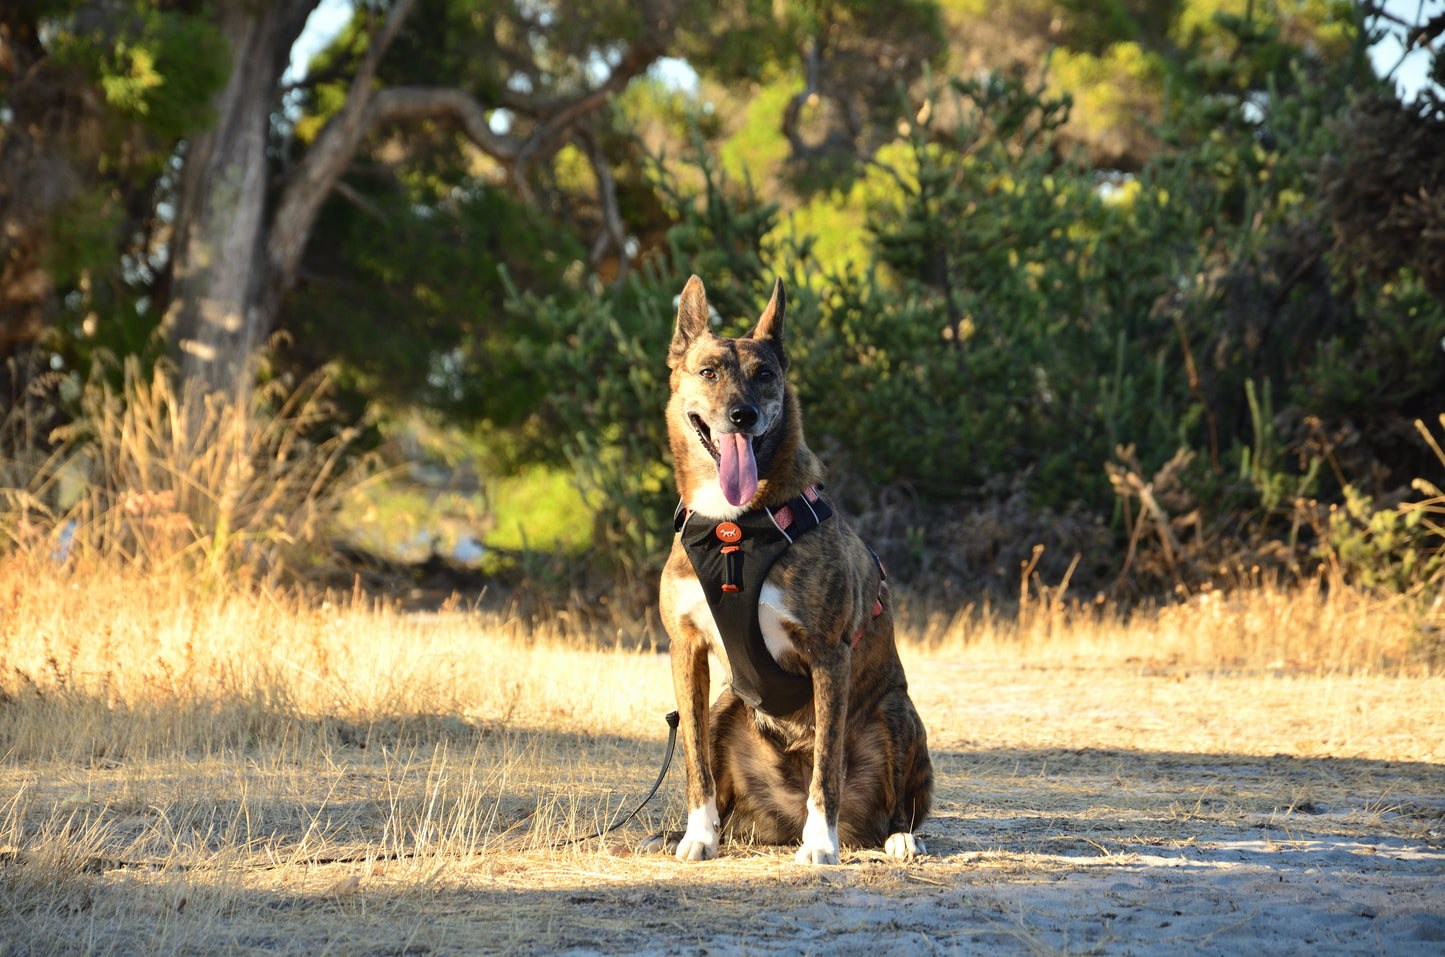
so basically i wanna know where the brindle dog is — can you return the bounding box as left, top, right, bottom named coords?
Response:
left=658, top=274, right=933, bottom=865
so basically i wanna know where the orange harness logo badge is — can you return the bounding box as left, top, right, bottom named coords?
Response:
left=715, top=522, right=742, bottom=543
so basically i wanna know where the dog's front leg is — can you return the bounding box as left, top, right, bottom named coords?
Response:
left=671, top=628, right=720, bottom=861
left=796, top=645, right=850, bottom=866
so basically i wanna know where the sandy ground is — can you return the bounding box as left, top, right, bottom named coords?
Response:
left=3, top=657, right=1443, bottom=956
left=466, top=660, right=1445, bottom=956
left=566, top=751, right=1445, bottom=957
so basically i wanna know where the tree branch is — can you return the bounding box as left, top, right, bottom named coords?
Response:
left=267, top=0, right=418, bottom=287
left=579, top=125, right=629, bottom=285
left=364, top=3, right=675, bottom=199
left=331, top=180, right=389, bottom=223
left=1409, top=13, right=1445, bottom=51
left=266, top=0, right=678, bottom=304
left=367, top=86, right=520, bottom=161
left=781, top=37, right=820, bottom=157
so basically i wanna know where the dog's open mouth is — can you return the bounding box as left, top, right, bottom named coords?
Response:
left=689, top=413, right=720, bottom=462
left=688, top=413, right=760, bottom=507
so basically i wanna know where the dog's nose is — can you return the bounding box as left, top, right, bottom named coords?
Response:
left=729, top=404, right=760, bottom=430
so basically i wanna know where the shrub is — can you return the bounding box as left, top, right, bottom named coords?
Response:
left=505, top=48, right=1445, bottom=599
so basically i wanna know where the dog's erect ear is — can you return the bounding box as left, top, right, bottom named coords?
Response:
left=669, top=274, right=710, bottom=368
left=749, top=277, right=787, bottom=368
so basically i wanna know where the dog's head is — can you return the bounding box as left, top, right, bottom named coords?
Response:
left=667, top=275, right=791, bottom=509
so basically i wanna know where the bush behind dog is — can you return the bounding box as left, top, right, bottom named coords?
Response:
left=503, top=61, right=1445, bottom=615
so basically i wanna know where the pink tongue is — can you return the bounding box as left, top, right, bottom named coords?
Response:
left=718, top=432, right=758, bottom=506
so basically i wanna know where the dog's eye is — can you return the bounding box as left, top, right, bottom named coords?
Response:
left=756, top=368, right=775, bottom=380
left=699, top=368, right=717, bottom=380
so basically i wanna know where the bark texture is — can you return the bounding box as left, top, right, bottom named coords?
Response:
left=166, top=0, right=316, bottom=398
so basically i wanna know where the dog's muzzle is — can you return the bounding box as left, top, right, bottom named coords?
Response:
left=689, top=412, right=766, bottom=461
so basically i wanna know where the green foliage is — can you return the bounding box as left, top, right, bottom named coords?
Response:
left=49, top=6, right=228, bottom=145
left=281, top=182, right=585, bottom=426
left=497, top=8, right=1445, bottom=594
left=850, top=70, right=1205, bottom=502
left=682, top=0, right=947, bottom=198
left=500, top=267, right=677, bottom=579
left=484, top=465, right=594, bottom=555
left=1172, top=0, right=1357, bottom=84
left=1292, top=273, right=1445, bottom=417
left=1319, top=486, right=1445, bottom=592
left=13, top=0, right=1445, bottom=600
left=682, top=0, right=945, bottom=91
left=43, top=186, right=125, bottom=289
left=616, top=77, right=726, bottom=145
left=20, top=4, right=228, bottom=391
left=1047, top=41, right=1168, bottom=132
left=718, top=82, right=796, bottom=187
left=1237, top=379, right=1320, bottom=513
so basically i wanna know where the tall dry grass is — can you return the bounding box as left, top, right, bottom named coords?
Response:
left=0, top=560, right=682, bottom=945
left=1, top=357, right=366, bottom=583
left=1, top=548, right=1431, bottom=782
left=900, top=569, right=1436, bottom=674
left=2, top=554, right=1435, bottom=841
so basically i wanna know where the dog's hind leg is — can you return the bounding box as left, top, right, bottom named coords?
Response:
left=671, top=626, right=721, bottom=861
left=882, top=694, right=933, bottom=860
left=710, top=691, right=805, bottom=846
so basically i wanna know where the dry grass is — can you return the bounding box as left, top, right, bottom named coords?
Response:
left=1, top=358, right=365, bottom=585
left=1, top=556, right=1443, bottom=954
left=904, top=562, right=1438, bottom=675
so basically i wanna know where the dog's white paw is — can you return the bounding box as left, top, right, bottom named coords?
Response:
left=794, top=843, right=840, bottom=866
left=794, top=799, right=839, bottom=866
left=676, top=836, right=719, bottom=861
left=884, top=832, right=925, bottom=860
left=675, top=799, right=720, bottom=862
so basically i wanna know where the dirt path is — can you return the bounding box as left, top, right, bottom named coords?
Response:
left=730, top=750, right=1445, bottom=956
left=485, top=746, right=1445, bottom=956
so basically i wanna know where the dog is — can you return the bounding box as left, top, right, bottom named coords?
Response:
left=657, top=274, right=933, bottom=866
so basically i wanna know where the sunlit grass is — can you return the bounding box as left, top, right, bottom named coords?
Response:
left=893, top=562, right=1435, bottom=677
left=482, top=465, right=593, bottom=554
left=1, top=557, right=1442, bottom=955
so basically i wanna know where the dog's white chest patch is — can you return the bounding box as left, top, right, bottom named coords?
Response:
left=686, top=485, right=749, bottom=522
left=672, top=575, right=726, bottom=665
left=756, top=580, right=800, bottom=662
left=673, top=574, right=799, bottom=671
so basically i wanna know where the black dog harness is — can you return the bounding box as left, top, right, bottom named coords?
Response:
left=675, top=486, right=883, bottom=717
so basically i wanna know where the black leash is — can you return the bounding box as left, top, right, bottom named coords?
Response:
left=553, top=710, right=680, bottom=848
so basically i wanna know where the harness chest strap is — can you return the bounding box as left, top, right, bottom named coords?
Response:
left=674, top=487, right=885, bottom=717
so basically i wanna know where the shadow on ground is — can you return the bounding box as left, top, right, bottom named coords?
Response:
left=4, top=731, right=1443, bottom=956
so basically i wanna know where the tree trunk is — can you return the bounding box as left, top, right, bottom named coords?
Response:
left=165, top=0, right=671, bottom=402
left=263, top=0, right=419, bottom=323
left=164, top=1, right=314, bottom=400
